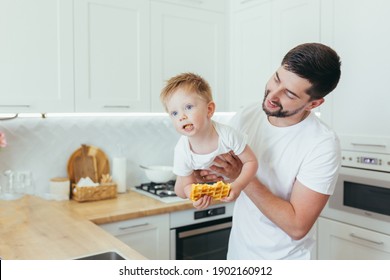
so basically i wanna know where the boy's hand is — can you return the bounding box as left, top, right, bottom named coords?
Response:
left=192, top=195, right=212, bottom=209
left=221, top=187, right=240, bottom=203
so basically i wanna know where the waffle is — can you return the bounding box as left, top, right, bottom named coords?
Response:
left=190, top=181, right=231, bottom=201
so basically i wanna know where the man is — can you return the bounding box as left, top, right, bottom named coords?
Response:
left=201, top=43, right=342, bottom=259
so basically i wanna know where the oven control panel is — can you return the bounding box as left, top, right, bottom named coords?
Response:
left=194, top=206, right=226, bottom=220
left=342, top=150, right=390, bottom=172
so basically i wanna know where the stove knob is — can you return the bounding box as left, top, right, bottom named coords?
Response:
left=207, top=209, right=214, bottom=216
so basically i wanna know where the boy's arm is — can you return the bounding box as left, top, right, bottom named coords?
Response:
left=222, top=145, right=258, bottom=202
left=235, top=145, right=258, bottom=189
left=174, top=173, right=196, bottom=199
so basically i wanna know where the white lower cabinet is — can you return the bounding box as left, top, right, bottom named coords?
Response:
left=317, top=217, right=390, bottom=260
left=99, top=214, right=170, bottom=260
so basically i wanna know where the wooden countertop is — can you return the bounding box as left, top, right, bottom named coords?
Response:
left=67, top=189, right=194, bottom=224
left=0, top=190, right=195, bottom=260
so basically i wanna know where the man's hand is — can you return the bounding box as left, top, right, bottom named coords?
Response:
left=211, top=151, right=243, bottom=180
left=193, top=151, right=243, bottom=183
left=193, top=169, right=223, bottom=183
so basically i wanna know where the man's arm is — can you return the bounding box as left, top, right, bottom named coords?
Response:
left=244, top=177, right=329, bottom=240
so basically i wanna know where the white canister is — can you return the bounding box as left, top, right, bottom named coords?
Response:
left=112, top=157, right=127, bottom=193
left=49, top=177, right=70, bottom=199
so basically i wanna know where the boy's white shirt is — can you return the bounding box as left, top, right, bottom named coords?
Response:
left=173, top=121, right=247, bottom=177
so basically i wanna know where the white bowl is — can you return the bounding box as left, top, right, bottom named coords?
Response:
left=142, top=165, right=176, bottom=183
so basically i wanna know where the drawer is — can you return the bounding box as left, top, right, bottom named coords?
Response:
left=100, top=214, right=169, bottom=236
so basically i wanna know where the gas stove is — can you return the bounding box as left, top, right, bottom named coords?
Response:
left=133, top=180, right=186, bottom=203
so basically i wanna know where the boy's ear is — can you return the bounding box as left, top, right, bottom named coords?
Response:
left=207, top=101, right=216, bottom=118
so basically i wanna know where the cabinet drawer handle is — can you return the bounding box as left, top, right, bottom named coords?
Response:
left=119, top=223, right=149, bottom=230
left=350, top=233, right=384, bottom=245
left=103, top=105, right=130, bottom=109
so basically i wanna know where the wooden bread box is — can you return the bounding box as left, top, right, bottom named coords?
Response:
left=67, top=144, right=117, bottom=202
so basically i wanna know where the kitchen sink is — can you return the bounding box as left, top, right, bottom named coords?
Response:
left=74, top=251, right=125, bottom=260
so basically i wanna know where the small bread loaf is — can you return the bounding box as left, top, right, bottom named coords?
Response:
left=190, top=181, right=231, bottom=201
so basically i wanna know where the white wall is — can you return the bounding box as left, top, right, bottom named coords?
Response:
left=0, top=113, right=234, bottom=197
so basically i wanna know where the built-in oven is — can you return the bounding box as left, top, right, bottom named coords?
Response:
left=321, top=150, right=390, bottom=236
left=170, top=203, right=234, bottom=260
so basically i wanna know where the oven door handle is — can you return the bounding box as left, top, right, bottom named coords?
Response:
left=350, top=142, right=386, bottom=148
left=178, top=221, right=232, bottom=238
left=350, top=233, right=384, bottom=245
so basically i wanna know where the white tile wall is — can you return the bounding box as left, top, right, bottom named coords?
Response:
left=0, top=113, right=234, bottom=196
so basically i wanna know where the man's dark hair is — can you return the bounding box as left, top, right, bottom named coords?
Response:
left=282, top=43, right=341, bottom=100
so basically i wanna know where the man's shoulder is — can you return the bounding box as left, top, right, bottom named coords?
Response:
left=308, top=114, right=339, bottom=141
left=230, top=102, right=264, bottom=128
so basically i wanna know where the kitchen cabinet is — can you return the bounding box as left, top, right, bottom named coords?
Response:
left=320, top=0, right=390, bottom=140
left=229, top=0, right=272, bottom=111
left=99, top=213, right=170, bottom=260
left=74, top=0, right=151, bottom=112
left=0, top=0, right=74, bottom=113
left=317, top=217, right=390, bottom=260
left=150, top=0, right=227, bottom=112
left=229, top=0, right=320, bottom=111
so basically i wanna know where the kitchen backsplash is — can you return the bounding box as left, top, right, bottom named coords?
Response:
left=0, top=113, right=234, bottom=197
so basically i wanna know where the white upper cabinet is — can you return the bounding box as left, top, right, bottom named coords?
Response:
left=320, top=0, right=390, bottom=140
left=0, top=0, right=74, bottom=113
left=271, top=0, right=320, bottom=66
left=74, top=0, right=151, bottom=112
left=229, top=1, right=272, bottom=111
left=150, top=0, right=227, bottom=112
left=229, top=0, right=320, bottom=111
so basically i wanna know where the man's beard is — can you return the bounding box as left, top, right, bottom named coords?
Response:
left=261, top=89, right=305, bottom=118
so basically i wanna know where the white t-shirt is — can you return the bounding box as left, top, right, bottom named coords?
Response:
left=227, top=102, right=341, bottom=260
left=173, top=121, right=247, bottom=177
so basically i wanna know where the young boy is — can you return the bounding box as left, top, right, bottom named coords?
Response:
left=160, top=72, right=258, bottom=209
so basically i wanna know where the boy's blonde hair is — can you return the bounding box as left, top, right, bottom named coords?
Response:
left=160, top=73, right=213, bottom=111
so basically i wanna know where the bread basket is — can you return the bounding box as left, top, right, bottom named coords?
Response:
left=67, top=144, right=117, bottom=202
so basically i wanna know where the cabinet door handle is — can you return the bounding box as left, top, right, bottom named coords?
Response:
left=0, top=105, right=30, bottom=108
left=181, top=0, right=203, bottom=4
left=350, top=233, right=384, bottom=245
left=103, top=105, right=130, bottom=109
left=0, top=114, right=18, bottom=121
left=350, top=143, right=386, bottom=148
left=119, top=223, right=149, bottom=230
left=240, top=0, right=259, bottom=4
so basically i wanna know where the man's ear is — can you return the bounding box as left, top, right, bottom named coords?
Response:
left=207, top=101, right=216, bottom=118
left=307, top=98, right=324, bottom=110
